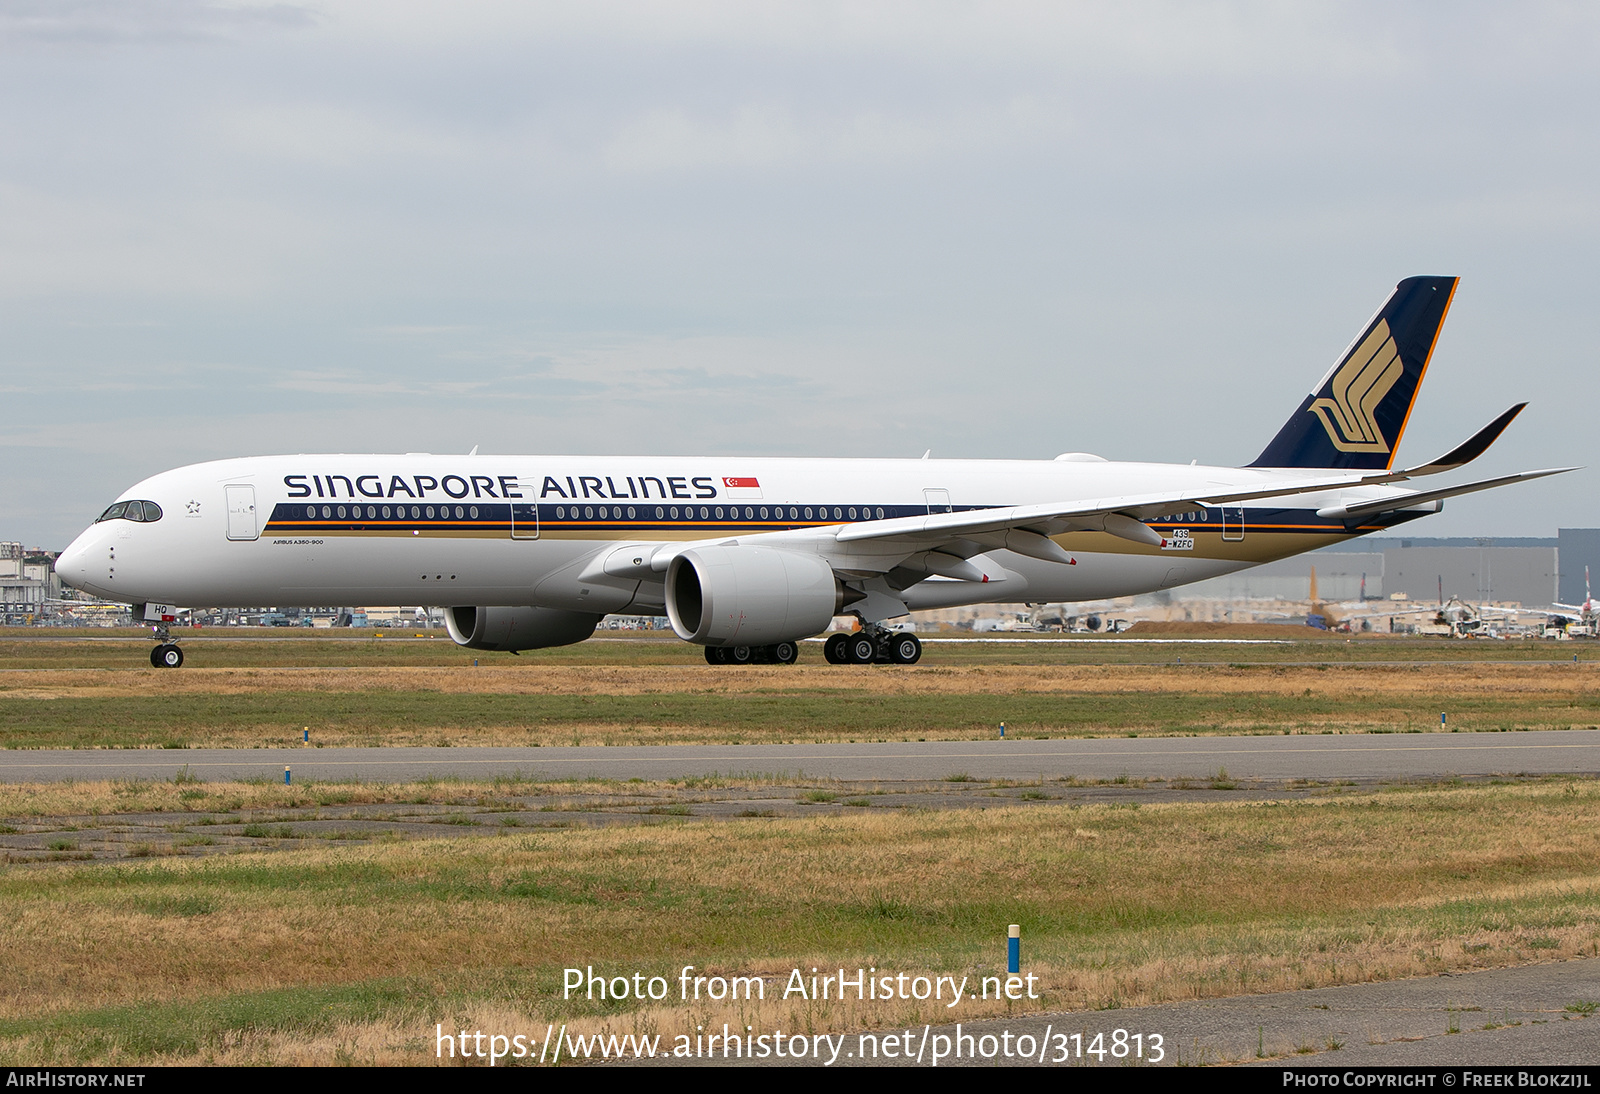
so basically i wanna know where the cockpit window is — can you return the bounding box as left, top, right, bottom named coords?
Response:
left=96, top=500, right=162, bottom=524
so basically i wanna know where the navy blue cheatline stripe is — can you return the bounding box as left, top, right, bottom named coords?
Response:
left=264, top=500, right=982, bottom=535
left=263, top=502, right=1432, bottom=537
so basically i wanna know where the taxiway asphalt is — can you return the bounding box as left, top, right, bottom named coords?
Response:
left=3, top=729, right=1598, bottom=783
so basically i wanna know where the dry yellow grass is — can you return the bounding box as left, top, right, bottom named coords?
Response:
left=3, top=779, right=1600, bottom=1063
left=3, top=661, right=1596, bottom=699
left=5, top=660, right=1594, bottom=748
left=0, top=775, right=584, bottom=818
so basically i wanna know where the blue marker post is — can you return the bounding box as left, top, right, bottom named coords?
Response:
left=999, top=721, right=1006, bottom=739
left=303, top=727, right=309, bottom=744
left=1008, top=924, right=1020, bottom=974
left=284, top=766, right=291, bottom=786
left=1441, top=712, right=1447, bottom=729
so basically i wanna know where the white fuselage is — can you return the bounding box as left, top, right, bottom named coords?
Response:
left=54, top=452, right=1429, bottom=619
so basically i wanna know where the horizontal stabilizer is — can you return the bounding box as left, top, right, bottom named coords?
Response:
left=1314, top=467, right=1578, bottom=520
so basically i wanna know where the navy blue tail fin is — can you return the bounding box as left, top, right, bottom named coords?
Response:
left=1250, top=276, right=1458, bottom=470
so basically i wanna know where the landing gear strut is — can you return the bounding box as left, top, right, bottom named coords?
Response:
left=703, top=641, right=800, bottom=666
left=822, top=626, right=921, bottom=665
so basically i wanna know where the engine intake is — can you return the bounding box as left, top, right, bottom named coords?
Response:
left=444, top=606, right=602, bottom=652
left=665, top=546, right=846, bottom=646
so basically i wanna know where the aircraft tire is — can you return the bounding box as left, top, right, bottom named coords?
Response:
left=771, top=641, right=799, bottom=665
left=704, top=645, right=730, bottom=665
left=846, top=635, right=877, bottom=664
left=151, top=644, right=184, bottom=669
left=823, top=634, right=849, bottom=664
left=890, top=634, right=922, bottom=664
left=730, top=645, right=754, bottom=664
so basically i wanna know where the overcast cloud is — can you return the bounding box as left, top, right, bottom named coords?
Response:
left=3, top=0, right=1596, bottom=548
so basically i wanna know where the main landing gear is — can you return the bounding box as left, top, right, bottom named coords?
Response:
left=823, top=628, right=922, bottom=665
left=704, top=641, right=800, bottom=666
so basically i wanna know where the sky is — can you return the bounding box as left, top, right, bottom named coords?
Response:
left=3, top=0, right=1597, bottom=549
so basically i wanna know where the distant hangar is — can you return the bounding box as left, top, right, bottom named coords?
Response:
left=1166, top=530, right=1599, bottom=609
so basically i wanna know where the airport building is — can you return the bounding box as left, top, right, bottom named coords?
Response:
left=1171, top=537, right=1562, bottom=609
left=916, top=532, right=1599, bottom=632
left=0, top=542, right=63, bottom=626
left=1559, top=528, right=1600, bottom=603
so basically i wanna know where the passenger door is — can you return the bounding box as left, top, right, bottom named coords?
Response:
left=225, top=485, right=258, bottom=541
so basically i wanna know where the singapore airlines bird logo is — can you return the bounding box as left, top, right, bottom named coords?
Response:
left=1307, top=319, right=1402, bottom=453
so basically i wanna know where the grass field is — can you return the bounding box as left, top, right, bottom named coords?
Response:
left=2, top=652, right=1595, bottom=747
left=2, top=626, right=1595, bottom=669
left=2, top=775, right=1598, bottom=1064
left=3, top=631, right=1597, bottom=1065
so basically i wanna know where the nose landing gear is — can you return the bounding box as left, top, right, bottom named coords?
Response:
left=146, top=617, right=185, bottom=668
left=151, top=643, right=184, bottom=668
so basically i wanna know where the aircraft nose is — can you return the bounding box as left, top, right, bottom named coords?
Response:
left=55, top=534, right=93, bottom=591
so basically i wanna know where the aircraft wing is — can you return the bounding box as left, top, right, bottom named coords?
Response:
left=600, top=409, right=1571, bottom=582
left=833, top=466, right=1577, bottom=551
left=832, top=407, right=1562, bottom=548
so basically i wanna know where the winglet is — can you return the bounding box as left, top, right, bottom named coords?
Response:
left=1400, top=403, right=1527, bottom=477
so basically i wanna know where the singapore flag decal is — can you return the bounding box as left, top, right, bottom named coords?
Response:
left=722, top=476, right=763, bottom=500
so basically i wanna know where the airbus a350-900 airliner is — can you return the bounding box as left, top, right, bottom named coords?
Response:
left=54, top=277, right=1573, bottom=668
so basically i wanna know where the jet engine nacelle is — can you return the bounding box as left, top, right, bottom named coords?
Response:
left=444, top=605, right=602, bottom=652
left=665, top=546, right=845, bottom=647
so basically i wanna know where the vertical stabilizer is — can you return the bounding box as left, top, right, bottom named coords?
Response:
left=1250, top=276, right=1458, bottom=469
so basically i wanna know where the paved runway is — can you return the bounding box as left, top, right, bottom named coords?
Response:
left=4, top=729, right=1598, bottom=783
